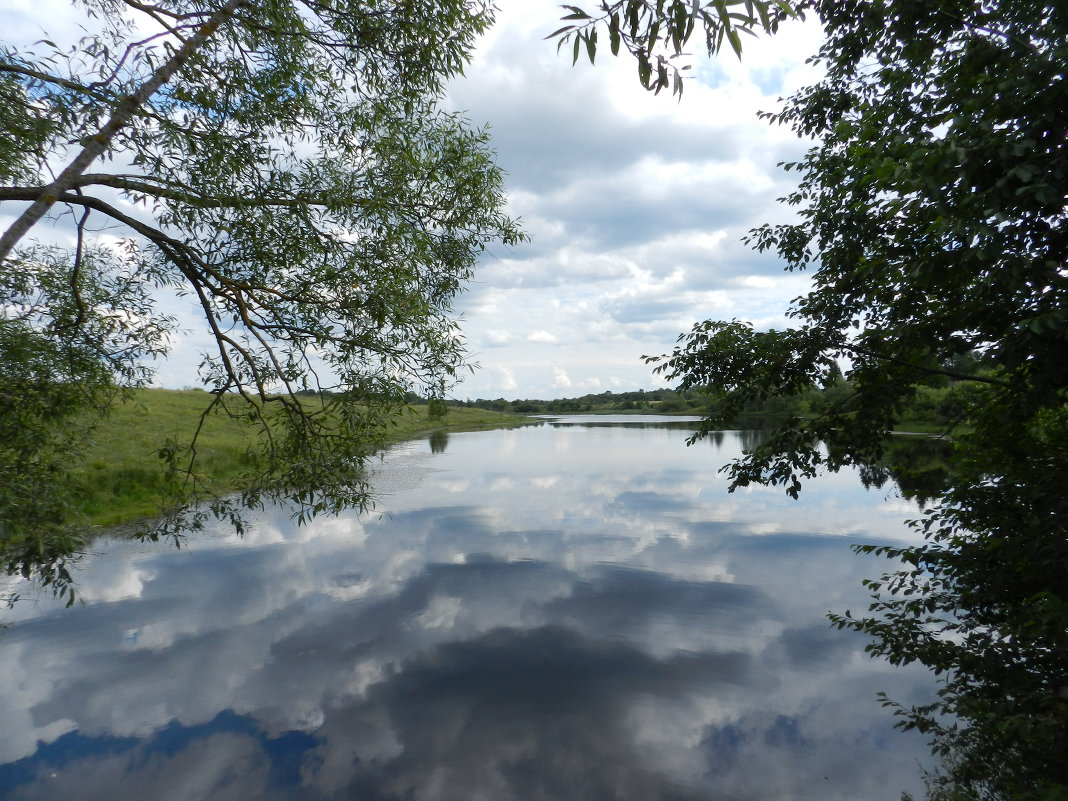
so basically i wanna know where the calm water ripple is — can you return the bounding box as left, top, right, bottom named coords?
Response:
left=0, top=419, right=935, bottom=801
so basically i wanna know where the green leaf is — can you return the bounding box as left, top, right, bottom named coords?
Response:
left=544, top=25, right=576, bottom=40
left=637, top=53, right=651, bottom=86
left=0, top=0, right=523, bottom=594
left=726, top=26, right=742, bottom=57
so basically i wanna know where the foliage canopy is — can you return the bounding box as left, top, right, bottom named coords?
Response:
left=0, top=0, right=522, bottom=596
left=559, top=0, right=1068, bottom=798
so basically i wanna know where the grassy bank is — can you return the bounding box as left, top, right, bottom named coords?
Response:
left=73, top=388, right=534, bottom=528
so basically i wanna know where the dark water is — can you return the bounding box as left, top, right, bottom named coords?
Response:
left=0, top=418, right=936, bottom=801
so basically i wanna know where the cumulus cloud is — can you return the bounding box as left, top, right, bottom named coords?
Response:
left=527, top=330, right=557, bottom=343
left=495, top=365, right=518, bottom=392
left=482, top=328, right=513, bottom=346
left=444, top=1, right=827, bottom=399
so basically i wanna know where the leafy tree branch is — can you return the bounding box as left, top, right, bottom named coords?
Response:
left=1, top=0, right=522, bottom=595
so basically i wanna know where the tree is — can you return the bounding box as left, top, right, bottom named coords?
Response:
left=556, top=1, right=1068, bottom=798
left=427, top=397, right=449, bottom=420
left=0, top=0, right=522, bottom=598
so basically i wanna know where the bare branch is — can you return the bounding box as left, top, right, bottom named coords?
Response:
left=69, top=192, right=91, bottom=331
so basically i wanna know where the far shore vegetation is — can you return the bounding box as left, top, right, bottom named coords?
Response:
left=457, top=370, right=978, bottom=436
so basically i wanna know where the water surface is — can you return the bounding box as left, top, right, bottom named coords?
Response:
left=0, top=420, right=935, bottom=800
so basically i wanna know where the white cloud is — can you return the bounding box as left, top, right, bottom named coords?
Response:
left=527, top=330, right=557, bottom=344
left=483, top=328, right=513, bottom=346
left=443, top=0, right=824, bottom=399
left=496, top=365, right=518, bottom=392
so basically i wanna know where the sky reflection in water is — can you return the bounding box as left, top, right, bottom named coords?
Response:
left=0, top=420, right=936, bottom=801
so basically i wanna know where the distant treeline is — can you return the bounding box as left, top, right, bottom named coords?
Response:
left=450, top=388, right=699, bottom=414
left=279, top=387, right=707, bottom=413
left=447, top=353, right=990, bottom=431
left=280, top=354, right=988, bottom=431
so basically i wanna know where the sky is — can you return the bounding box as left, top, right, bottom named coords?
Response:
left=4, top=0, right=825, bottom=400
left=438, top=1, right=825, bottom=399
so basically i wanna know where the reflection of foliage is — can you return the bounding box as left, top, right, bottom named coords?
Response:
left=852, top=436, right=952, bottom=508
left=428, top=430, right=449, bottom=454
left=555, top=0, right=1068, bottom=797
left=840, top=411, right=1068, bottom=801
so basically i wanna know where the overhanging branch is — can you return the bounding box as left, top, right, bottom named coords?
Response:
left=844, top=342, right=1010, bottom=388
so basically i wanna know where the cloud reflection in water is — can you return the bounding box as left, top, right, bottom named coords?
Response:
left=0, top=422, right=935, bottom=801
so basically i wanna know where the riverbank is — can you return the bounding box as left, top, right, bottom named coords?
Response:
left=71, top=391, right=947, bottom=531
left=73, top=388, right=536, bottom=528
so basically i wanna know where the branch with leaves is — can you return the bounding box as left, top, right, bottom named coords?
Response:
left=547, top=0, right=795, bottom=96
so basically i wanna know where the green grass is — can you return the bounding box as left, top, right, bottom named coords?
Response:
left=72, top=388, right=533, bottom=528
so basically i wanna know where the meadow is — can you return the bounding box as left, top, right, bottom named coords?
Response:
left=73, top=388, right=531, bottom=528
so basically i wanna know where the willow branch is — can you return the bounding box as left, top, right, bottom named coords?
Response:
left=0, top=63, right=110, bottom=98
left=74, top=175, right=344, bottom=209
left=0, top=0, right=248, bottom=262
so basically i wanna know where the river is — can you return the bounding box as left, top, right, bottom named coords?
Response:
left=0, top=417, right=936, bottom=800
